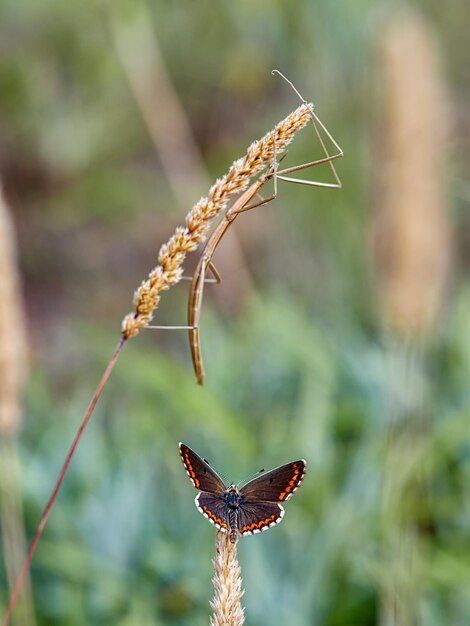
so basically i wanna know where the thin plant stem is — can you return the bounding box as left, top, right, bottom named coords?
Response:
left=2, top=337, right=126, bottom=626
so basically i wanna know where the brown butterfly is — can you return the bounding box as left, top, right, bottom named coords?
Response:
left=179, top=443, right=307, bottom=543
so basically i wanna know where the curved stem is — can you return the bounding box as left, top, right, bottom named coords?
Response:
left=2, top=336, right=127, bottom=626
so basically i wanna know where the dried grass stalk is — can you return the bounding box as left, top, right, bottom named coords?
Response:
left=373, top=11, right=450, bottom=626
left=0, top=183, right=36, bottom=626
left=210, top=532, right=244, bottom=626
left=373, top=9, right=451, bottom=339
left=121, top=103, right=313, bottom=338
left=0, top=184, right=27, bottom=437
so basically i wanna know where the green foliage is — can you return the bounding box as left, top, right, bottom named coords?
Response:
left=1, top=288, right=468, bottom=624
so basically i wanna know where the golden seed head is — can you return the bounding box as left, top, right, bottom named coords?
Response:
left=210, top=532, right=245, bottom=626
left=121, top=103, right=312, bottom=338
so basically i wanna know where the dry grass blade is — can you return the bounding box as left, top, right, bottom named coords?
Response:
left=0, top=183, right=36, bottom=626
left=372, top=9, right=452, bottom=626
left=0, top=184, right=26, bottom=438
left=373, top=9, right=451, bottom=339
left=210, top=532, right=245, bottom=626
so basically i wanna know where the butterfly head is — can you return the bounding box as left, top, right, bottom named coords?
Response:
left=226, top=484, right=240, bottom=510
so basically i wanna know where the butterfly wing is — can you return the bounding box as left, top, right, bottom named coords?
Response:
left=240, top=460, right=306, bottom=502
left=237, top=500, right=285, bottom=536
left=195, top=492, right=229, bottom=532
left=179, top=443, right=226, bottom=493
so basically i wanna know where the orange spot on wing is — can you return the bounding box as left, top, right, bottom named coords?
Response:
left=184, top=452, right=201, bottom=488
left=203, top=506, right=228, bottom=530
left=242, top=513, right=278, bottom=533
left=279, top=466, right=302, bottom=501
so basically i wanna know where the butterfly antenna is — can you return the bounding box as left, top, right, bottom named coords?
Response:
left=203, top=457, right=230, bottom=485
left=237, top=468, right=265, bottom=489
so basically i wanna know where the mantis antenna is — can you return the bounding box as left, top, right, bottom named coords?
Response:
left=272, top=68, right=343, bottom=189
left=272, top=69, right=308, bottom=105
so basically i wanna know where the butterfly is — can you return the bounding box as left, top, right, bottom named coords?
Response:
left=179, top=443, right=307, bottom=543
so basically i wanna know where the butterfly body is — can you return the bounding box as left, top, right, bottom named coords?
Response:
left=179, top=443, right=306, bottom=543
left=225, top=486, right=241, bottom=542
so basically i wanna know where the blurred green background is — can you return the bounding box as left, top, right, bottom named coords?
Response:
left=0, top=0, right=469, bottom=624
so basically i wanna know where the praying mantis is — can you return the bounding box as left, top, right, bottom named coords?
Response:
left=150, top=71, right=343, bottom=384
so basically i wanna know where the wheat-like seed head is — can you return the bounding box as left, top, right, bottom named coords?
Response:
left=121, top=103, right=313, bottom=338
left=210, top=532, right=244, bottom=626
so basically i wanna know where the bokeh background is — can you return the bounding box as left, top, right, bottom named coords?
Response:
left=0, top=0, right=469, bottom=624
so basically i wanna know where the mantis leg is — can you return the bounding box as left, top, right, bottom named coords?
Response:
left=272, top=68, right=343, bottom=189
left=147, top=262, right=221, bottom=333
left=230, top=187, right=277, bottom=216
left=180, top=262, right=221, bottom=283
left=276, top=110, right=343, bottom=189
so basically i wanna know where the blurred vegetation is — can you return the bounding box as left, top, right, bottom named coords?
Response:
left=0, top=0, right=469, bottom=624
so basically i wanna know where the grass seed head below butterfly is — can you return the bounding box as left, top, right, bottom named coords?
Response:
left=179, top=443, right=307, bottom=543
